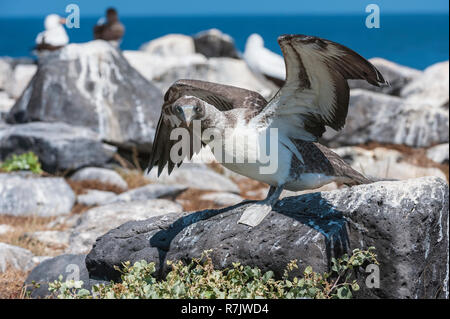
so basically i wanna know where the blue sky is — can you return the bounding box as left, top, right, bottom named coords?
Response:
left=0, top=0, right=448, bottom=17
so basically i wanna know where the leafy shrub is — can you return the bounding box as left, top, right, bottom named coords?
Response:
left=47, top=247, right=378, bottom=299
left=0, top=152, right=43, bottom=174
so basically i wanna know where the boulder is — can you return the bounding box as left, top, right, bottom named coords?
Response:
left=4, top=64, right=37, bottom=99
left=6, top=40, right=164, bottom=150
left=427, top=143, right=449, bottom=164
left=67, top=199, right=183, bottom=254
left=0, top=243, right=34, bottom=273
left=70, top=167, right=128, bottom=190
left=86, top=177, right=449, bottom=299
left=24, top=254, right=107, bottom=298
left=25, top=230, right=71, bottom=247
left=401, top=60, right=449, bottom=108
left=140, top=34, right=196, bottom=56
left=333, top=146, right=448, bottom=181
left=322, top=89, right=449, bottom=148
left=200, top=192, right=244, bottom=206
left=0, top=173, right=75, bottom=217
left=123, top=50, right=207, bottom=84
left=0, top=122, right=117, bottom=173
left=77, top=190, right=118, bottom=206
left=349, top=58, right=422, bottom=95
left=193, top=29, right=240, bottom=59
left=146, top=166, right=240, bottom=193
left=112, top=184, right=186, bottom=203
left=153, top=57, right=277, bottom=100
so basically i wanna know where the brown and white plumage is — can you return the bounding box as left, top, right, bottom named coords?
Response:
left=149, top=79, right=267, bottom=176
left=147, top=34, right=387, bottom=226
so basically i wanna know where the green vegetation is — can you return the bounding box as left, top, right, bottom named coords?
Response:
left=0, top=152, right=43, bottom=174
left=46, top=247, right=378, bottom=299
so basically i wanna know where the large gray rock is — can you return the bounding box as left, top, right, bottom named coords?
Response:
left=86, top=177, right=449, bottom=299
left=6, top=40, right=164, bottom=150
left=70, top=167, right=128, bottom=190
left=0, top=243, right=34, bottom=273
left=193, top=29, right=240, bottom=59
left=322, top=89, right=449, bottom=148
left=349, top=58, right=422, bottom=95
left=24, top=254, right=107, bottom=298
left=67, top=199, right=183, bottom=254
left=401, top=60, right=449, bottom=108
left=0, top=122, right=117, bottom=173
left=0, top=173, right=75, bottom=217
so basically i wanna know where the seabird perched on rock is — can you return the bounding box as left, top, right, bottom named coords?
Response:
left=244, top=33, right=286, bottom=86
left=35, top=14, right=69, bottom=52
left=93, top=8, right=125, bottom=47
left=147, top=34, right=388, bottom=227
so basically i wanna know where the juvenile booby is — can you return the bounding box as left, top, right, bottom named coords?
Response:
left=93, top=8, right=125, bottom=47
left=244, top=33, right=286, bottom=86
left=35, top=14, right=69, bottom=52
left=147, top=34, right=388, bottom=227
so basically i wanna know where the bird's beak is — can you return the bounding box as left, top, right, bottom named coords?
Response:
left=180, top=105, right=195, bottom=127
left=60, top=18, right=66, bottom=24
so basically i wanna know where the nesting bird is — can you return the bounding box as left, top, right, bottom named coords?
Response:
left=35, top=14, right=69, bottom=52
left=147, top=34, right=388, bottom=227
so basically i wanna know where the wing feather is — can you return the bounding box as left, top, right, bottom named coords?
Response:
left=259, top=34, right=387, bottom=141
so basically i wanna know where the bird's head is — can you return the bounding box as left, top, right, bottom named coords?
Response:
left=172, top=96, right=219, bottom=128
left=44, top=14, right=66, bottom=30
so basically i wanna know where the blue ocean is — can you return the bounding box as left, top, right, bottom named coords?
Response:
left=0, top=14, right=448, bottom=69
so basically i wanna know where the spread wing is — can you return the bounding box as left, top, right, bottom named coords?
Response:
left=260, top=34, right=388, bottom=141
left=147, top=79, right=267, bottom=176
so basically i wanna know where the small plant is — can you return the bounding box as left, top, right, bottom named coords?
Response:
left=48, top=247, right=378, bottom=299
left=0, top=152, right=43, bottom=174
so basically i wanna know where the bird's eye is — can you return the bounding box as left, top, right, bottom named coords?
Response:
left=194, top=105, right=202, bottom=113
left=175, top=106, right=182, bottom=113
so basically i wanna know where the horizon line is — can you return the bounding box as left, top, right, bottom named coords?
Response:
left=0, top=11, right=448, bottom=18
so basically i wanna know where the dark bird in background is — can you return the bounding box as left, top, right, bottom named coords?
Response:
left=147, top=34, right=388, bottom=227
left=93, top=8, right=125, bottom=45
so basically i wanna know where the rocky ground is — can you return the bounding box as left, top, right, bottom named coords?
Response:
left=0, top=29, right=448, bottom=298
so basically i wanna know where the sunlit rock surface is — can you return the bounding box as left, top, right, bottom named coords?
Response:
left=6, top=40, right=164, bottom=150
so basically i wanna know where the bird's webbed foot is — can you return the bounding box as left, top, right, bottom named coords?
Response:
left=237, top=185, right=284, bottom=227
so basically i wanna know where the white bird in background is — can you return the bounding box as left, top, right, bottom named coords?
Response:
left=244, top=33, right=286, bottom=85
left=35, top=14, right=69, bottom=52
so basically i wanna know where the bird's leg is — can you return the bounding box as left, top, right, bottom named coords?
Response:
left=238, top=185, right=284, bottom=227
